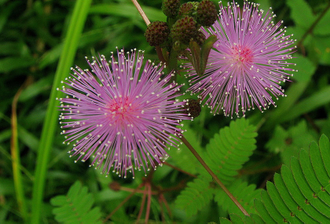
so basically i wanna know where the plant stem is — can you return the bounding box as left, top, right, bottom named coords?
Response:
left=164, top=162, right=197, bottom=178
left=132, top=0, right=150, bottom=25
left=103, top=184, right=144, bottom=223
left=180, top=135, right=250, bottom=216
left=30, top=0, right=92, bottom=223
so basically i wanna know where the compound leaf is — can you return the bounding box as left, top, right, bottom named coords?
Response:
left=51, top=181, right=102, bottom=224
left=255, top=134, right=330, bottom=223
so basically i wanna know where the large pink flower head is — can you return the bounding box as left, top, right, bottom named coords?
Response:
left=185, top=0, right=296, bottom=118
left=57, top=48, right=189, bottom=178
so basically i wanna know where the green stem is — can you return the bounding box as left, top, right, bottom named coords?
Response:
left=180, top=135, right=250, bottom=217
left=30, top=0, right=92, bottom=223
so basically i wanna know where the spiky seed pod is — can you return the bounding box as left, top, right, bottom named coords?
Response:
left=197, top=0, right=218, bottom=27
left=145, top=21, right=170, bottom=46
left=184, top=99, right=201, bottom=118
left=162, top=0, right=181, bottom=18
left=178, top=2, right=199, bottom=17
left=170, top=15, right=198, bottom=45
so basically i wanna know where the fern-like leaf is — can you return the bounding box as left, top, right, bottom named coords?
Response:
left=219, top=213, right=265, bottom=224
left=51, top=181, right=102, bottom=224
left=175, top=119, right=257, bottom=217
left=203, top=118, right=257, bottom=185
left=214, top=179, right=262, bottom=218
left=255, top=134, right=330, bottom=223
left=175, top=175, right=215, bottom=217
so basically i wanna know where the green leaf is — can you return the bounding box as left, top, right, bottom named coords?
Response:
left=219, top=213, right=265, bottom=224
left=281, top=165, right=318, bottom=222
left=273, top=173, right=315, bottom=223
left=310, top=36, right=330, bottom=66
left=279, top=86, right=330, bottom=123
left=214, top=180, right=262, bottom=218
left=203, top=118, right=257, bottom=185
left=0, top=56, right=35, bottom=73
left=309, top=142, right=330, bottom=187
left=256, top=134, right=330, bottom=223
left=51, top=181, right=102, bottom=224
left=287, top=0, right=314, bottom=29
left=18, top=76, right=52, bottom=102
left=319, top=135, right=330, bottom=177
left=290, top=54, right=316, bottom=82
left=0, top=41, right=30, bottom=56
left=266, top=181, right=300, bottom=223
left=254, top=197, right=277, bottom=223
left=313, top=6, right=330, bottom=36
left=175, top=176, right=214, bottom=217
left=266, top=120, right=317, bottom=166
left=89, top=4, right=166, bottom=23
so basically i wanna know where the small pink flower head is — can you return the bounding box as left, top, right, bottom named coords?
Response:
left=185, top=0, right=297, bottom=118
left=57, top=48, right=189, bottom=178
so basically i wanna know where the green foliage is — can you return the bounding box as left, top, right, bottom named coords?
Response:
left=175, top=119, right=258, bottom=217
left=167, top=123, right=204, bottom=175
left=219, top=135, right=330, bottom=223
left=219, top=213, right=264, bottom=224
left=203, top=119, right=257, bottom=184
left=266, top=120, right=317, bottom=166
left=51, top=181, right=102, bottom=224
left=175, top=176, right=215, bottom=217
left=256, top=134, right=330, bottom=223
left=214, top=180, right=262, bottom=218
left=2, top=0, right=330, bottom=223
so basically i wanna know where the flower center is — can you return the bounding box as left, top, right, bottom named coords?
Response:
left=231, top=45, right=253, bottom=65
left=107, top=96, right=138, bottom=126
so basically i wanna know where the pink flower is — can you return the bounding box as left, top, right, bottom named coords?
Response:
left=185, top=0, right=296, bottom=118
left=58, top=48, right=188, bottom=178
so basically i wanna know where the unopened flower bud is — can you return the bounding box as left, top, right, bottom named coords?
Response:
left=197, top=0, right=218, bottom=27
left=170, top=16, right=198, bottom=45
left=162, top=0, right=181, bottom=18
left=184, top=99, right=201, bottom=118
left=145, top=21, right=170, bottom=46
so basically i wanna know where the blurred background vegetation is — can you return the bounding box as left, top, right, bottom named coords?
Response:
left=1, top=0, right=330, bottom=223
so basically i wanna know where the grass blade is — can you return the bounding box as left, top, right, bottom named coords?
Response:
left=30, top=0, right=92, bottom=223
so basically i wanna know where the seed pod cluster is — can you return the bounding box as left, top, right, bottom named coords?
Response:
left=145, top=0, right=218, bottom=48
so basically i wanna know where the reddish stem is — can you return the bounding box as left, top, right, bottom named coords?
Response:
left=164, top=162, right=197, bottom=178
left=145, top=184, right=152, bottom=224
left=180, top=135, right=250, bottom=216
left=136, top=184, right=147, bottom=224
left=103, top=183, right=144, bottom=223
